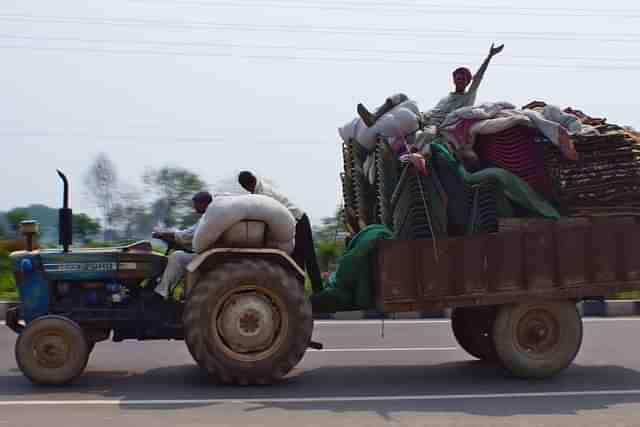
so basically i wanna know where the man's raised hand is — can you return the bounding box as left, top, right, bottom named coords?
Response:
left=490, top=43, right=505, bottom=57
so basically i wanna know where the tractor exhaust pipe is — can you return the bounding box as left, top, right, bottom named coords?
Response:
left=57, top=170, right=73, bottom=253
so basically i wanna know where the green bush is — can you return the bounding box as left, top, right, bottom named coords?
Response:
left=79, top=240, right=124, bottom=249
left=610, top=290, right=640, bottom=300
left=316, top=240, right=345, bottom=273
left=0, top=249, right=16, bottom=300
left=0, top=273, right=16, bottom=301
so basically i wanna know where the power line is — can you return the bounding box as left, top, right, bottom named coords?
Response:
left=2, top=33, right=639, bottom=64
left=0, top=131, right=330, bottom=144
left=126, top=0, right=640, bottom=18
left=3, top=44, right=640, bottom=71
left=1, top=14, right=640, bottom=43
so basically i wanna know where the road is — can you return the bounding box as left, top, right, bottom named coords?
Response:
left=2, top=318, right=640, bottom=426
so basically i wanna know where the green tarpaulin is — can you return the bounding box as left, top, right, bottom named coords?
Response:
left=311, top=225, right=392, bottom=313
left=431, top=142, right=560, bottom=219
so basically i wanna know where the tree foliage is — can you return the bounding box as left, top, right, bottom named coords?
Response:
left=313, top=207, right=347, bottom=272
left=111, top=189, right=155, bottom=239
left=84, top=153, right=118, bottom=239
left=143, top=166, right=208, bottom=228
left=72, top=213, right=101, bottom=243
left=6, top=208, right=30, bottom=236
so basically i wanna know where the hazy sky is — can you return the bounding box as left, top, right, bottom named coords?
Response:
left=2, top=0, right=639, bottom=224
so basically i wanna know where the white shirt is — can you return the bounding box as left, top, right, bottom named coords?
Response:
left=254, top=179, right=304, bottom=221
left=174, top=216, right=204, bottom=250
left=425, top=54, right=491, bottom=127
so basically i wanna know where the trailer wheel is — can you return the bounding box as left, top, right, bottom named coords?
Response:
left=451, top=306, right=497, bottom=361
left=15, top=315, right=90, bottom=385
left=493, top=301, right=582, bottom=379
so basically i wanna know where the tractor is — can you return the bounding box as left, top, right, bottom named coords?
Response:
left=6, top=171, right=314, bottom=385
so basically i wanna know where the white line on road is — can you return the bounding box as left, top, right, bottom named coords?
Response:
left=2, top=389, right=640, bottom=405
left=316, top=317, right=640, bottom=325
left=309, top=347, right=458, bottom=352
left=1, top=318, right=638, bottom=328
left=315, top=320, right=450, bottom=325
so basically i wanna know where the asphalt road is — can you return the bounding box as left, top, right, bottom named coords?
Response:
left=2, top=318, right=640, bottom=426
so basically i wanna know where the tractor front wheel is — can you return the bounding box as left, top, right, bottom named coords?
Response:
left=15, top=315, right=90, bottom=385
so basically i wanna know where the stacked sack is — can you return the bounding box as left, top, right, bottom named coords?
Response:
left=193, top=194, right=296, bottom=254
left=543, top=124, right=640, bottom=215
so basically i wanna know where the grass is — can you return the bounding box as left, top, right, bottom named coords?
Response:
left=0, top=272, right=17, bottom=301
left=610, top=290, right=640, bottom=300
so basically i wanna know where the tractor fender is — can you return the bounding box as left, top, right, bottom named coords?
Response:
left=185, top=248, right=305, bottom=295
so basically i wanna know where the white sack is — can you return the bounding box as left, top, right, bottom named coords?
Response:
left=339, top=100, right=422, bottom=151
left=193, top=194, right=296, bottom=254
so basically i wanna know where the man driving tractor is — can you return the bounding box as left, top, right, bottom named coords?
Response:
left=152, top=191, right=213, bottom=298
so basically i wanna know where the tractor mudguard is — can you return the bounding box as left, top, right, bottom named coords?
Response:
left=185, top=248, right=305, bottom=296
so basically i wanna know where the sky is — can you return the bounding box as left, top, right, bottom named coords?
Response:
left=2, top=0, right=639, bottom=225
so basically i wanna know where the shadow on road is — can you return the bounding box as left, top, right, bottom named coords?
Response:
left=3, top=360, right=640, bottom=416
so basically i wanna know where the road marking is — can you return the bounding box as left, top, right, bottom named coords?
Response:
left=1, top=318, right=637, bottom=328
left=2, top=390, right=640, bottom=405
left=309, top=347, right=458, bottom=352
left=315, top=320, right=450, bottom=325
left=316, top=317, right=640, bottom=325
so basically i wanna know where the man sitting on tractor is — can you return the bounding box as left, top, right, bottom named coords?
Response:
left=152, top=191, right=213, bottom=299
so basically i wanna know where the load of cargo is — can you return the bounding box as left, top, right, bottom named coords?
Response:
left=339, top=96, right=640, bottom=237
left=320, top=92, right=640, bottom=314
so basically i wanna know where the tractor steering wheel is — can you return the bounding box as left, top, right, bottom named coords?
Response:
left=152, top=232, right=177, bottom=256
left=152, top=232, right=191, bottom=256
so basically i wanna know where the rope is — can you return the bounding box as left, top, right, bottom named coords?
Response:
left=415, top=170, right=440, bottom=263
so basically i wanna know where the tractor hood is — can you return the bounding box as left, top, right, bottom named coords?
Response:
left=10, top=246, right=167, bottom=283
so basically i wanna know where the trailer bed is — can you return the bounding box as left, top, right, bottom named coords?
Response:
left=376, top=217, right=640, bottom=312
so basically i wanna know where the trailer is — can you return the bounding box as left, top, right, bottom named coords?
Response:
left=342, top=137, right=640, bottom=378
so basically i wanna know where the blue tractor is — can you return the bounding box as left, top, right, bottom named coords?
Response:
left=6, top=172, right=314, bottom=385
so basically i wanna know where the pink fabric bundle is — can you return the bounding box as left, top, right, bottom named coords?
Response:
left=476, top=126, right=552, bottom=197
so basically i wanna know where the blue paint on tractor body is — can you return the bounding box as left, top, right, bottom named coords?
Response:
left=12, top=254, right=49, bottom=322
left=10, top=249, right=122, bottom=322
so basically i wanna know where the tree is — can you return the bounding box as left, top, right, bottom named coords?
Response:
left=84, top=153, right=118, bottom=240
left=0, top=222, right=6, bottom=239
left=143, top=166, right=208, bottom=228
left=313, top=207, right=347, bottom=272
left=111, top=188, right=155, bottom=239
left=6, top=208, right=30, bottom=237
left=313, top=206, right=346, bottom=242
left=72, top=213, right=101, bottom=243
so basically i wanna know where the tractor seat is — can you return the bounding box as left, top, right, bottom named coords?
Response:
left=119, top=240, right=153, bottom=253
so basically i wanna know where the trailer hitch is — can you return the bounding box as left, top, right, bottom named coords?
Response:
left=308, top=340, right=323, bottom=350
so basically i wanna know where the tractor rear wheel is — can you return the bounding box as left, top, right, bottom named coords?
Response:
left=183, top=259, right=312, bottom=385
left=15, top=315, right=90, bottom=385
left=451, top=306, right=498, bottom=361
